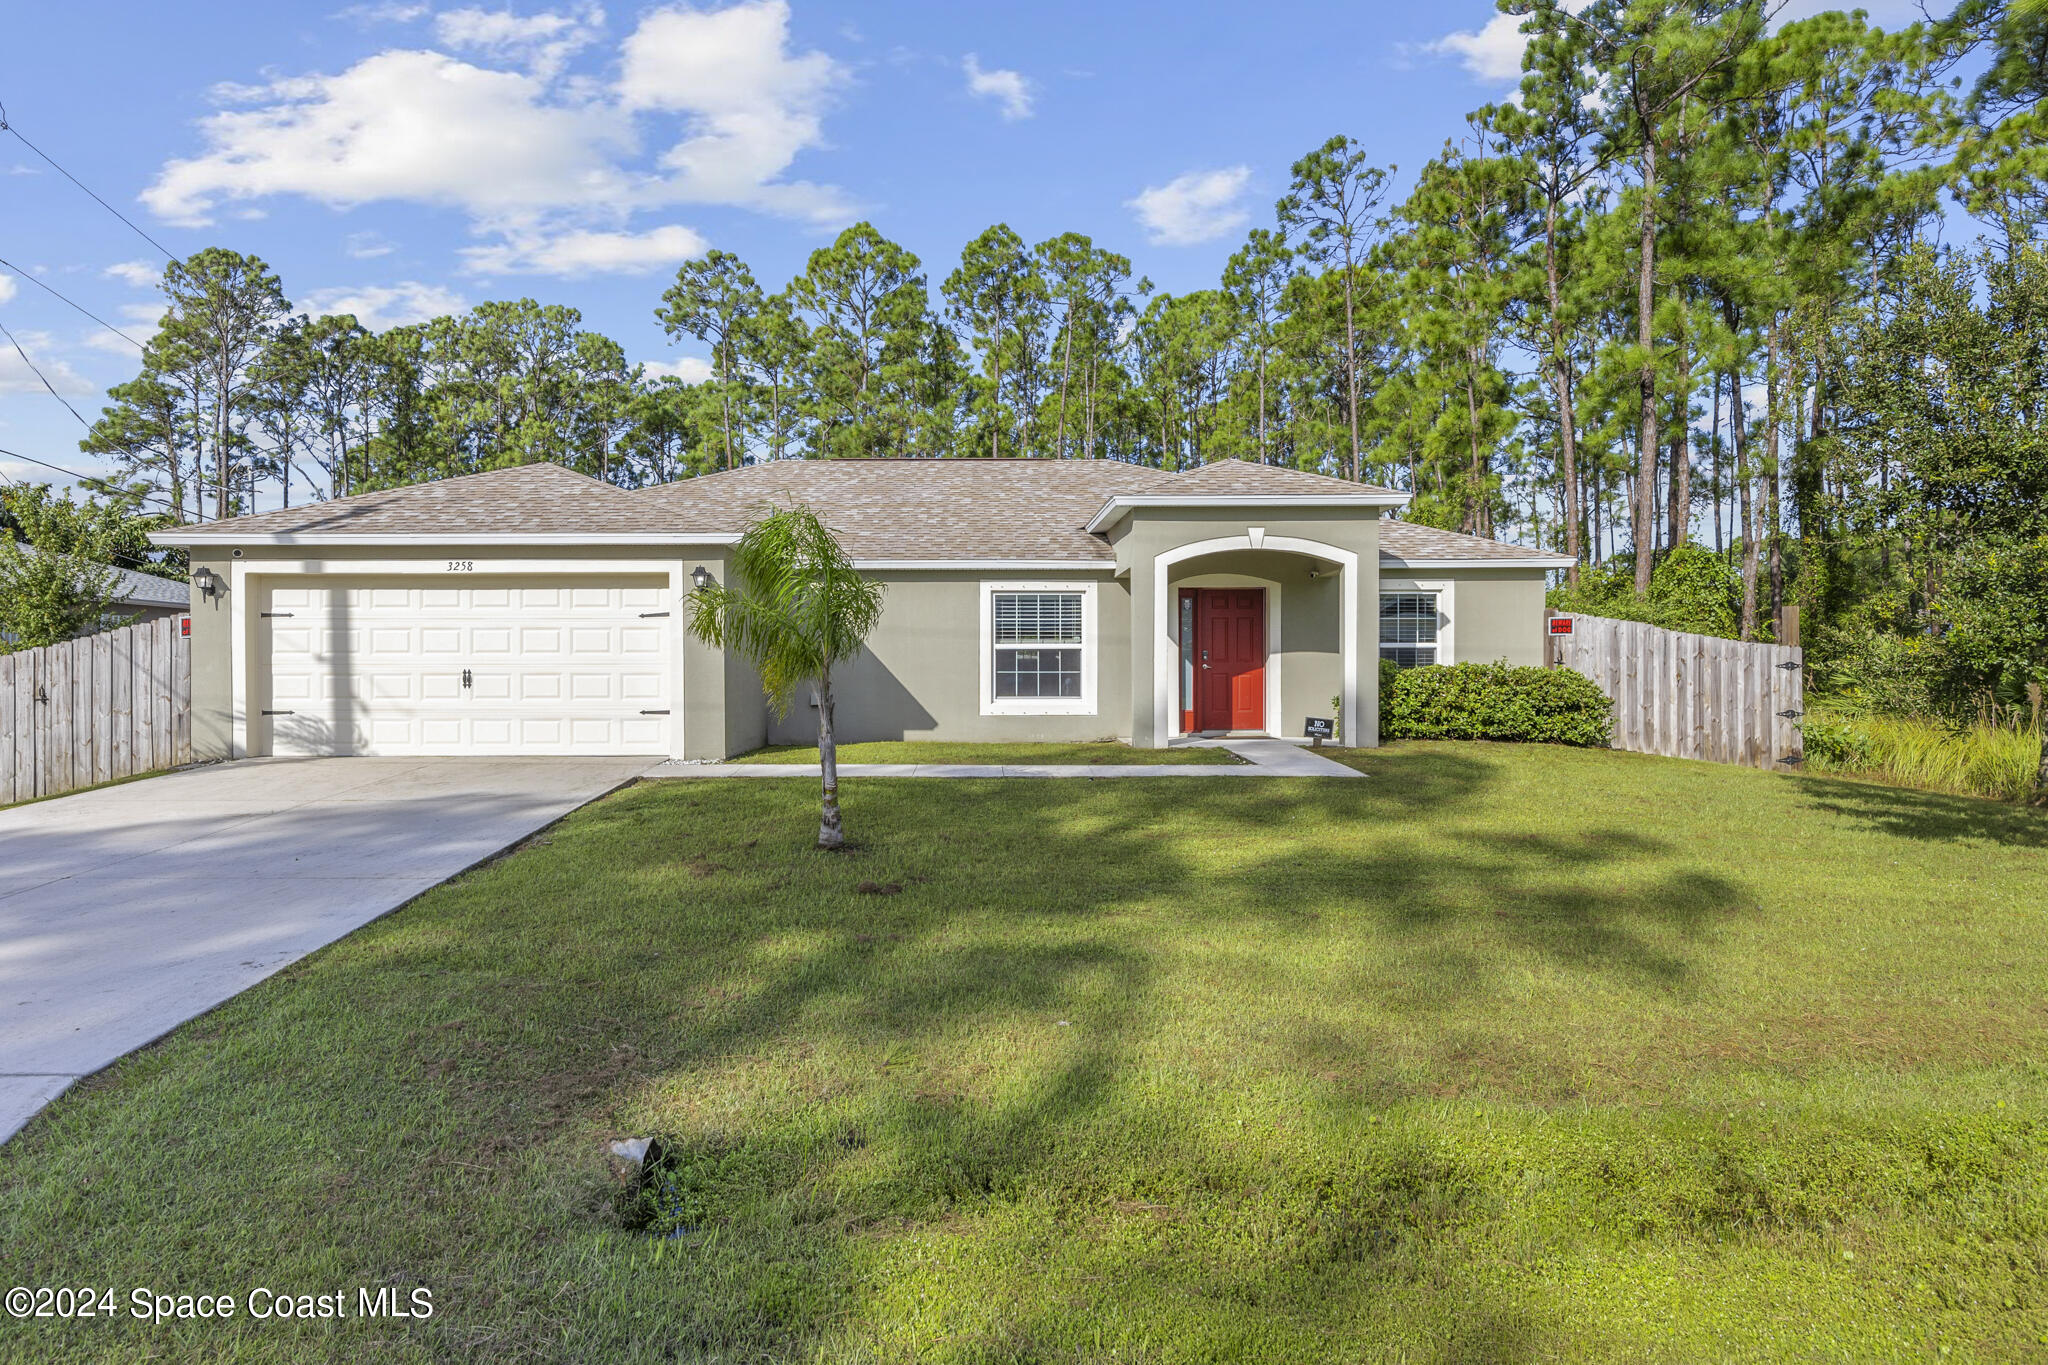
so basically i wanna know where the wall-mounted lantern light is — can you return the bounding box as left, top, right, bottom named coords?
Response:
left=192, top=566, right=221, bottom=600
left=690, top=565, right=712, bottom=592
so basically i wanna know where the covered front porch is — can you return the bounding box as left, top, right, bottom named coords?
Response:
left=1113, top=515, right=1381, bottom=750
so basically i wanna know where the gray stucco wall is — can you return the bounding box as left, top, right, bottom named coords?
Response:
left=1447, top=570, right=1548, bottom=666
left=189, top=553, right=233, bottom=761
left=1377, top=566, right=1549, bottom=669
left=763, top=571, right=1130, bottom=748
left=1110, top=509, right=1381, bottom=747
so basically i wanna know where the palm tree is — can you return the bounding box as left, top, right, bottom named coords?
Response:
left=687, top=504, right=884, bottom=849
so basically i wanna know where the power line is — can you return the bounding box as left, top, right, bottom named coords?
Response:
left=0, top=111, right=177, bottom=262
left=0, top=317, right=93, bottom=428
left=0, top=444, right=180, bottom=516
left=0, top=253, right=146, bottom=350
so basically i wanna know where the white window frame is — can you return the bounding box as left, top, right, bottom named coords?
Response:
left=980, top=581, right=1098, bottom=716
left=1378, top=579, right=1454, bottom=669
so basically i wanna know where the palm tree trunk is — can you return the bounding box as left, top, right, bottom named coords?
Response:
left=816, top=666, right=844, bottom=850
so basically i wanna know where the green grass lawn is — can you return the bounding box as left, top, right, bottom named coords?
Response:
left=3, top=744, right=2046, bottom=1363
left=736, top=739, right=1239, bottom=765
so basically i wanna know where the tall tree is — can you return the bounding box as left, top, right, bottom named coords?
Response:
left=1279, top=135, right=1393, bottom=480
left=658, top=251, right=763, bottom=471
left=789, top=223, right=932, bottom=459
left=943, top=225, right=1044, bottom=459
left=1221, top=228, right=1295, bottom=465
left=151, top=248, right=291, bottom=520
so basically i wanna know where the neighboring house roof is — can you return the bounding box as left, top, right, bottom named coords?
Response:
left=110, top=563, right=190, bottom=609
left=152, top=457, right=1568, bottom=568
left=12, top=544, right=190, bottom=609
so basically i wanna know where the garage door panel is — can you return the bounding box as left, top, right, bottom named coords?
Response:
left=264, top=574, right=672, bottom=757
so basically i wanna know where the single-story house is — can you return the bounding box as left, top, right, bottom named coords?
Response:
left=152, top=458, right=1570, bottom=760
left=107, top=560, right=191, bottom=628
left=1, top=547, right=190, bottom=642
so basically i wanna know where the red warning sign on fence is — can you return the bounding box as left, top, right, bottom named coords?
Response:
left=1548, top=617, right=1575, bottom=636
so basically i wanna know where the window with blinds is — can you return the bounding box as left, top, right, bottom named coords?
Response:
left=1379, top=591, right=1439, bottom=669
left=993, top=592, right=1083, bottom=698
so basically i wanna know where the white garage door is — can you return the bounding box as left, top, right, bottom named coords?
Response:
left=262, top=576, right=673, bottom=756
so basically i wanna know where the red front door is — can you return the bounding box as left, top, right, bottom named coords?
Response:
left=1195, top=588, right=1266, bottom=732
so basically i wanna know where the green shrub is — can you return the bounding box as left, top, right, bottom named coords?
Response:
left=1546, top=546, right=1744, bottom=640
left=1381, top=661, right=1614, bottom=747
left=1808, top=624, right=1952, bottom=719
left=1646, top=543, right=1741, bottom=638
left=1801, top=706, right=2044, bottom=802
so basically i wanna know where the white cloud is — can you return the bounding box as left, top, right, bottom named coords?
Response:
left=617, top=0, right=851, bottom=220
left=1126, top=166, right=1252, bottom=247
left=434, top=5, right=604, bottom=79
left=299, top=281, right=469, bottom=330
left=1424, top=11, right=1531, bottom=83
left=0, top=273, right=15, bottom=304
left=332, top=2, right=429, bottom=27
left=146, top=53, right=634, bottom=227
left=640, top=355, right=714, bottom=383
left=461, top=223, right=708, bottom=275
left=0, top=331, right=95, bottom=397
left=81, top=304, right=163, bottom=355
left=104, top=260, right=160, bottom=289
left=963, top=54, right=1033, bottom=121
left=144, top=0, right=853, bottom=249
left=345, top=230, right=396, bottom=258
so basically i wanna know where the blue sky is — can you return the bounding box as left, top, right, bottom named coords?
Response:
left=0, top=0, right=1922, bottom=502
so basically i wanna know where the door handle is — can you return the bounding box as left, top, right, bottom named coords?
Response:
left=462, top=668, right=473, bottom=689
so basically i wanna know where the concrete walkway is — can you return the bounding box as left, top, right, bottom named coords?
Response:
left=0, top=756, right=646, bottom=1144
left=646, top=737, right=1361, bottom=780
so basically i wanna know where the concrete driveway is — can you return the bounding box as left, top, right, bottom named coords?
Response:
left=0, top=756, right=648, bottom=1143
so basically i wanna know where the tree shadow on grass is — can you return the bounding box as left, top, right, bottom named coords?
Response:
left=1794, top=774, right=2048, bottom=848
left=0, top=749, right=1742, bottom=1363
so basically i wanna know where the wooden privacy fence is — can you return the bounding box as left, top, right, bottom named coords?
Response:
left=1, top=615, right=191, bottom=804
left=1550, top=613, right=1803, bottom=771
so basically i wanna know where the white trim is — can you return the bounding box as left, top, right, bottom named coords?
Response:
left=1380, top=555, right=1574, bottom=570
left=851, top=559, right=1117, bottom=572
left=1379, top=578, right=1454, bottom=667
left=220, top=557, right=692, bottom=578
left=1086, top=493, right=1408, bottom=534
left=1150, top=534, right=1360, bottom=748
left=979, top=581, right=1099, bottom=717
left=155, top=532, right=735, bottom=547
left=1172, top=573, right=1284, bottom=740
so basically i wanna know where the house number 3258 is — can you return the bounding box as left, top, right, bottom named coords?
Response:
left=446, top=560, right=475, bottom=572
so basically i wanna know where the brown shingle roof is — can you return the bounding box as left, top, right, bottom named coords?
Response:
left=637, top=458, right=1168, bottom=560
left=1178, top=460, right=1397, bottom=496
left=1380, top=519, right=1566, bottom=564
left=163, top=463, right=677, bottom=538
left=156, top=457, right=1561, bottom=567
